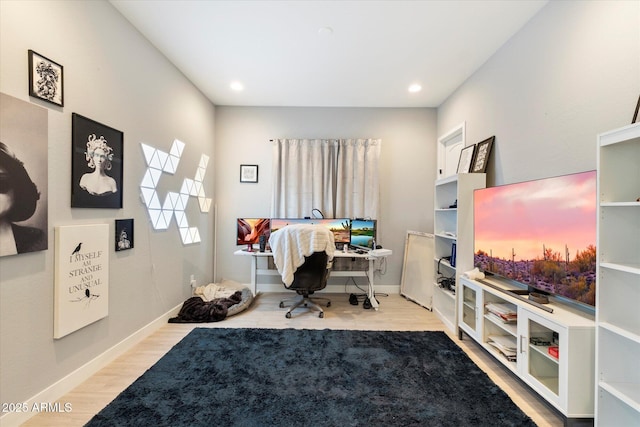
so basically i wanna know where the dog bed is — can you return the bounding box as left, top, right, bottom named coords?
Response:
left=169, top=279, right=254, bottom=323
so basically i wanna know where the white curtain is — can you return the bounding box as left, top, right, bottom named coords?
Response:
left=336, top=138, right=381, bottom=219
left=271, top=138, right=380, bottom=219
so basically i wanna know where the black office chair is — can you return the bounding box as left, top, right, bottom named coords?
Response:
left=279, top=252, right=331, bottom=318
left=268, top=224, right=335, bottom=318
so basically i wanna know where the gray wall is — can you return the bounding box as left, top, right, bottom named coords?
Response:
left=0, top=1, right=216, bottom=406
left=438, top=0, right=640, bottom=187
left=214, top=107, right=437, bottom=289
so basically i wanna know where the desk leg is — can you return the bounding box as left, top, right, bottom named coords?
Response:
left=250, top=256, right=258, bottom=296
left=368, top=258, right=379, bottom=310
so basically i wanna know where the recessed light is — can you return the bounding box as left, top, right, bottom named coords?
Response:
left=318, top=26, right=333, bottom=36
left=230, top=81, right=244, bottom=91
left=408, top=83, right=422, bottom=93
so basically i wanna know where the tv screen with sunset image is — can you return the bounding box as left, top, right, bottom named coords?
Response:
left=473, top=171, right=597, bottom=307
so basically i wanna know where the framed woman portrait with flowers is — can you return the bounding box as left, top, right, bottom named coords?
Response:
left=71, top=113, right=123, bottom=208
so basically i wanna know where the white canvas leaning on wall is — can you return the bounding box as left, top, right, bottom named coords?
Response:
left=54, top=224, right=109, bottom=339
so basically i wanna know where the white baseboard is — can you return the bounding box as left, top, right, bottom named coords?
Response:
left=256, top=284, right=401, bottom=295
left=0, top=304, right=182, bottom=427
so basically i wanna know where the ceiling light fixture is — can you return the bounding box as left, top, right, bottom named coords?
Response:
left=230, top=81, right=244, bottom=91
left=318, top=26, right=334, bottom=36
left=408, top=83, right=422, bottom=93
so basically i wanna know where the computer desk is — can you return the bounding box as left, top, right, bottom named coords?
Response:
left=233, top=248, right=392, bottom=310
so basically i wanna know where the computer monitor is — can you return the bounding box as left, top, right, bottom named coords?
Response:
left=237, top=218, right=271, bottom=251
left=350, top=219, right=377, bottom=248
left=270, top=218, right=351, bottom=246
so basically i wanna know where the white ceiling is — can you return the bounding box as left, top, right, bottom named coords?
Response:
left=110, top=0, right=548, bottom=108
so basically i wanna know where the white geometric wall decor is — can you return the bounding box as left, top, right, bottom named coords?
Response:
left=139, top=139, right=212, bottom=245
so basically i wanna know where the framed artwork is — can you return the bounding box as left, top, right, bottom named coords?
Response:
left=0, top=93, right=48, bottom=257
left=632, top=94, right=639, bottom=124
left=28, top=50, right=64, bottom=107
left=456, top=144, right=476, bottom=174
left=471, top=136, right=495, bottom=173
left=54, top=224, right=109, bottom=339
left=71, top=113, right=123, bottom=208
left=240, top=164, right=258, bottom=183
left=115, top=219, right=134, bottom=251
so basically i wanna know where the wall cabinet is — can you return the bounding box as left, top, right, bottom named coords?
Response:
left=595, top=123, right=640, bottom=426
left=432, top=173, right=485, bottom=333
left=459, top=277, right=595, bottom=420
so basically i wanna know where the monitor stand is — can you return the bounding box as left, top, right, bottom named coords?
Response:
left=244, top=244, right=254, bottom=252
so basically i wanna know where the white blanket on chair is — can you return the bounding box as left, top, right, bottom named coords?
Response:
left=268, top=224, right=335, bottom=286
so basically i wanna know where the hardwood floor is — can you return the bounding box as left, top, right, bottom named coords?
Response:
left=22, top=293, right=564, bottom=427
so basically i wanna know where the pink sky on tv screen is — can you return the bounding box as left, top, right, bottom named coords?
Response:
left=474, top=171, right=596, bottom=261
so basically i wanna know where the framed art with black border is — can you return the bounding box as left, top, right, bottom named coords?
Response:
left=115, top=219, right=134, bottom=251
left=471, top=136, right=495, bottom=173
left=240, top=164, right=258, bottom=183
left=71, top=113, right=123, bottom=208
left=456, top=144, right=476, bottom=174
left=28, top=50, right=64, bottom=107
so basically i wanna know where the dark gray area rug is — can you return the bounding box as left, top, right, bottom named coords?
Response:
left=85, top=328, right=535, bottom=426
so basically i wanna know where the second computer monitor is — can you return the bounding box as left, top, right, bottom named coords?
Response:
left=350, top=219, right=377, bottom=248
left=270, top=218, right=351, bottom=244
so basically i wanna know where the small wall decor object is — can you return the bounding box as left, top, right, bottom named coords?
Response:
left=71, top=113, right=123, bottom=208
left=240, top=164, right=258, bottom=183
left=0, top=93, right=49, bottom=257
left=54, top=224, right=109, bottom=339
left=456, top=144, right=476, bottom=174
left=115, top=218, right=134, bottom=251
left=28, top=50, right=63, bottom=107
left=471, top=136, right=495, bottom=173
left=632, top=94, right=639, bottom=124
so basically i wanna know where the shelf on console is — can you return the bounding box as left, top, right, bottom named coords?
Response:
left=599, top=381, right=640, bottom=413
left=598, top=322, right=640, bottom=344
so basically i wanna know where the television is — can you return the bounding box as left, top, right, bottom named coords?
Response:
left=473, top=171, right=596, bottom=308
left=270, top=218, right=351, bottom=246
left=350, top=219, right=377, bottom=248
left=237, top=218, right=271, bottom=251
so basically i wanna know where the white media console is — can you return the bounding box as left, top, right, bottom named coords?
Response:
left=458, top=276, right=595, bottom=420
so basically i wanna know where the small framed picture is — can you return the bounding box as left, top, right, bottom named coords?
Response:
left=115, top=219, right=134, bottom=251
left=456, top=144, right=476, bottom=174
left=471, top=136, right=495, bottom=173
left=28, top=50, right=64, bottom=107
left=71, top=113, right=123, bottom=208
left=240, top=164, right=258, bottom=183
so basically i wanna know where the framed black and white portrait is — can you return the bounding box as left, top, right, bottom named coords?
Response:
left=0, top=93, right=48, bottom=257
left=28, top=50, right=64, bottom=107
left=115, top=219, right=134, bottom=251
left=71, top=113, right=123, bottom=208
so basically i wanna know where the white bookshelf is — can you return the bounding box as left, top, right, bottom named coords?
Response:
left=595, top=123, right=640, bottom=426
left=432, top=173, right=485, bottom=333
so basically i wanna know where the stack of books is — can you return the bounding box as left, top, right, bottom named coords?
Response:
left=487, top=334, right=517, bottom=362
left=485, top=302, right=517, bottom=324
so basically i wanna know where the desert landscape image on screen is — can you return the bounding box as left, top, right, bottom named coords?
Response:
left=474, top=171, right=597, bottom=306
